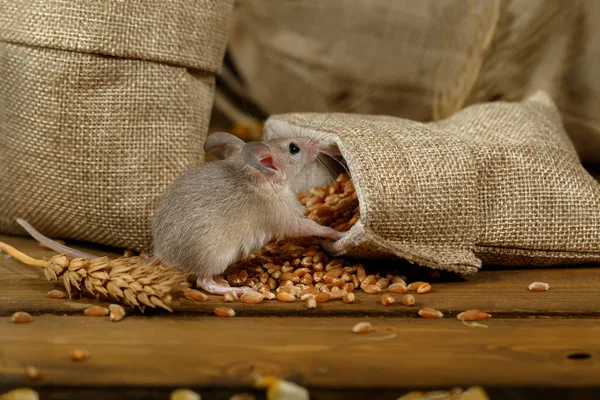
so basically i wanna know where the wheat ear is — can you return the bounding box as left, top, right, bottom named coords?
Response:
left=0, top=241, right=188, bottom=312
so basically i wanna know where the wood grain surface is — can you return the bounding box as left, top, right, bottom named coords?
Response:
left=2, top=234, right=600, bottom=399
left=1, top=316, right=599, bottom=389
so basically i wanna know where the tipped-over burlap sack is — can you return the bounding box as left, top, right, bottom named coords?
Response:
left=0, top=0, right=233, bottom=251
left=228, top=0, right=600, bottom=164
left=264, top=92, right=600, bottom=274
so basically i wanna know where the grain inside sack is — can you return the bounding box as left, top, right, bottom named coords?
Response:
left=263, top=92, right=600, bottom=274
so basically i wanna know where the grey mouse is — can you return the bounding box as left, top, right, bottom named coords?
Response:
left=151, top=132, right=346, bottom=295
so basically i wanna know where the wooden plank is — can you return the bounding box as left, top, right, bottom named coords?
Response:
left=1, top=316, right=599, bottom=390
left=3, top=234, right=600, bottom=317
left=3, top=387, right=600, bottom=400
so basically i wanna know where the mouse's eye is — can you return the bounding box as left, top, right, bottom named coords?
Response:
left=289, top=143, right=300, bottom=154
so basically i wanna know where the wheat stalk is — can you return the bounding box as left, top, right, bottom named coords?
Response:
left=0, top=241, right=188, bottom=312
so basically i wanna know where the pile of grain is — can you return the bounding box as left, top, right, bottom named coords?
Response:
left=217, top=173, right=431, bottom=306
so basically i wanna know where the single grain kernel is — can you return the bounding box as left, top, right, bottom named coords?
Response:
left=407, top=281, right=427, bottom=291
left=301, top=256, right=313, bottom=267
left=264, top=291, right=276, bottom=300
left=271, top=270, right=281, bottom=280
left=48, top=289, right=66, bottom=299
left=279, top=272, right=299, bottom=283
left=375, top=278, right=390, bottom=289
left=325, top=267, right=344, bottom=279
left=332, top=277, right=345, bottom=287
left=313, top=252, right=326, bottom=263
left=334, top=223, right=349, bottom=232
left=238, top=270, right=249, bottom=281
left=388, top=283, right=408, bottom=294
left=184, top=288, right=208, bottom=302
left=320, top=284, right=333, bottom=293
left=281, top=265, right=294, bottom=273
left=343, top=283, right=355, bottom=292
left=294, top=267, right=310, bottom=277
left=360, top=275, right=376, bottom=288
left=306, top=297, right=317, bottom=309
left=227, top=274, right=243, bottom=287
left=351, top=274, right=360, bottom=288
left=277, top=292, right=296, bottom=302
left=303, top=249, right=317, bottom=257
left=401, top=294, right=416, bottom=307
left=256, top=272, right=267, bottom=284
left=25, top=366, right=40, bottom=380
left=240, top=291, right=264, bottom=304
left=314, top=292, right=332, bottom=303
left=214, top=307, right=236, bottom=317
left=457, top=309, right=491, bottom=321
left=312, top=262, right=324, bottom=272
left=325, top=259, right=343, bottom=271
left=416, top=282, right=432, bottom=294
left=84, top=306, right=109, bottom=317
left=298, top=287, right=318, bottom=298
left=12, top=311, right=32, bottom=324
left=331, top=286, right=346, bottom=299
left=528, top=281, right=550, bottom=292
left=70, top=349, right=89, bottom=361
left=363, top=284, right=382, bottom=294
left=381, top=294, right=395, bottom=306
left=278, top=280, right=294, bottom=293
left=418, top=308, right=443, bottom=319
left=392, top=276, right=406, bottom=285
left=109, top=304, right=126, bottom=322
left=224, top=292, right=236, bottom=302
left=313, top=271, right=324, bottom=283
left=352, top=322, right=372, bottom=333
left=343, top=292, right=356, bottom=304
left=357, top=266, right=366, bottom=282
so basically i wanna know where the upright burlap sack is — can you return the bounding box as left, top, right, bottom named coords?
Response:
left=0, top=0, right=233, bottom=251
left=264, top=92, right=600, bottom=274
left=228, top=0, right=600, bottom=164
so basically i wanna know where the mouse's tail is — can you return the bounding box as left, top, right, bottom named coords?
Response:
left=16, top=218, right=99, bottom=260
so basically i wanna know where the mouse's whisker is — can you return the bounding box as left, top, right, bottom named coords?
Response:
left=317, top=153, right=347, bottom=182
left=315, top=155, right=337, bottom=183
left=319, top=151, right=350, bottom=177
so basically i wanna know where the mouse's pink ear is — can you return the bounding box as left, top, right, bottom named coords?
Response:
left=203, top=132, right=245, bottom=160
left=242, top=142, right=278, bottom=176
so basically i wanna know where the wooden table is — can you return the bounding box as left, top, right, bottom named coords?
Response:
left=1, top=234, right=599, bottom=400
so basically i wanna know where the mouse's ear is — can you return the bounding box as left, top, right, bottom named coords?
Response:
left=242, top=142, right=278, bottom=176
left=203, top=132, right=245, bottom=160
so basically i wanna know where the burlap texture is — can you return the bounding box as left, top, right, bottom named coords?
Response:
left=0, top=0, right=233, bottom=251
left=228, top=0, right=600, bottom=164
left=264, top=92, right=600, bottom=274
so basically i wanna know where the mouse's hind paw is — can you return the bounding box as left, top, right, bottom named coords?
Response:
left=196, top=277, right=250, bottom=296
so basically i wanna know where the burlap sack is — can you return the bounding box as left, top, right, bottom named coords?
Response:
left=228, top=0, right=600, bottom=164
left=264, top=92, right=600, bottom=274
left=0, top=0, right=233, bottom=251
